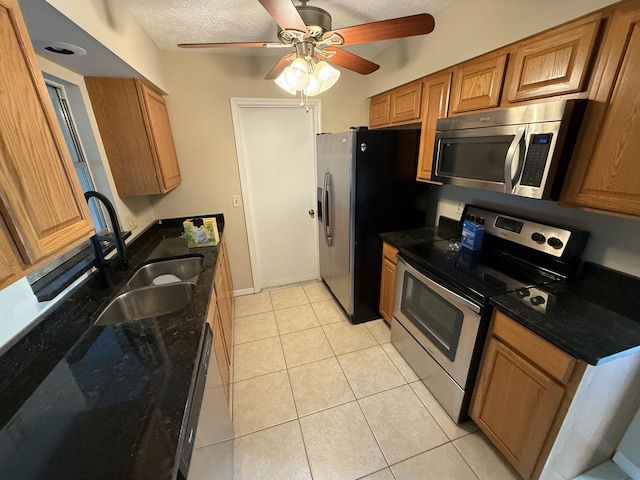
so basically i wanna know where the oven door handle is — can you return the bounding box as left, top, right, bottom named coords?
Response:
left=397, top=257, right=482, bottom=314
left=504, top=126, right=526, bottom=193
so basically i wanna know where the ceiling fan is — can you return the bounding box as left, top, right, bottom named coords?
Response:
left=178, top=0, right=435, bottom=96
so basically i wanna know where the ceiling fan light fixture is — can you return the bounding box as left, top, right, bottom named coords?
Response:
left=284, top=57, right=311, bottom=90
left=274, top=69, right=297, bottom=95
left=305, top=61, right=340, bottom=96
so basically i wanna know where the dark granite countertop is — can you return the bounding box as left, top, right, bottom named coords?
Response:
left=0, top=215, right=224, bottom=480
left=490, top=262, right=640, bottom=366
left=380, top=216, right=462, bottom=249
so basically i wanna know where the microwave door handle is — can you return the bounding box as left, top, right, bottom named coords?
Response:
left=504, top=127, right=526, bottom=193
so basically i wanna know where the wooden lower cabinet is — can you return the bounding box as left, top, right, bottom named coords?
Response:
left=208, top=239, right=234, bottom=402
left=379, top=242, right=399, bottom=324
left=471, top=311, right=581, bottom=479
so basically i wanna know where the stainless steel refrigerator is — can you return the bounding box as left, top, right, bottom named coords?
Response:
left=316, top=127, right=429, bottom=324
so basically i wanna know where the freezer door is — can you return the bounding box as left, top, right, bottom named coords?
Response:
left=316, top=132, right=354, bottom=316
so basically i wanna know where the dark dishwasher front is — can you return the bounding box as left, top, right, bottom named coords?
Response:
left=178, top=324, right=212, bottom=478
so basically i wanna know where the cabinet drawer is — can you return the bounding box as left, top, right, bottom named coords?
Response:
left=491, top=310, right=576, bottom=384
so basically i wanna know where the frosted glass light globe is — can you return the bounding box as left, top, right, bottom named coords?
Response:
left=284, top=57, right=310, bottom=91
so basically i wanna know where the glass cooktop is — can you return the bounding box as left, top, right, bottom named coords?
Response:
left=399, top=239, right=563, bottom=306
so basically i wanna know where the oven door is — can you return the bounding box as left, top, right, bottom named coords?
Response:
left=392, top=256, right=482, bottom=389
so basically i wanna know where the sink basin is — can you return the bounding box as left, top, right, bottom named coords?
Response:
left=126, top=255, right=203, bottom=289
left=94, top=282, right=195, bottom=326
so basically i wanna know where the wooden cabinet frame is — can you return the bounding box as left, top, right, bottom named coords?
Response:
left=0, top=0, right=93, bottom=270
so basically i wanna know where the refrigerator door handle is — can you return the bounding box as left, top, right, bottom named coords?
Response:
left=324, top=172, right=333, bottom=247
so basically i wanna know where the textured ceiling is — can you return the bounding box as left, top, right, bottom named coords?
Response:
left=121, top=0, right=455, bottom=59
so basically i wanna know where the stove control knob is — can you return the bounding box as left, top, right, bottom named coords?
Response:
left=530, top=296, right=546, bottom=306
left=547, top=237, right=564, bottom=250
left=516, top=288, right=530, bottom=298
left=531, top=232, right=546, bottom=244
left=477, top=216, right=485, bottom=225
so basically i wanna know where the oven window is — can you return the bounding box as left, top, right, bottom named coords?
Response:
left=438, top=136, right=513, bottom=182
left=400, top=271, right=463, bottom=361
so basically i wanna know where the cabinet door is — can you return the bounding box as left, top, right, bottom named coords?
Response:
left=505, top=15, right=601, bottom=103
left=417, top=72, right=452, bottom=183
left=138, top=83, right=182, bottom=192
left=212, top=305, right=231, bottom=401
left=378, top=243, right=398, bottom=323
left=0, top=216, right=21, bottom=290
left=0, top=0, right=94, bottom=265
left=390, top=81, right=423, bottom=124
left=450, top=53, right=508, bottom=114
left=471, top=336, right=565, bottom=479
left=563, top=5, right=640, bottom=217
left=215, top=242, right=233, bottom=356
left=369, top=93, right=391, bottom=128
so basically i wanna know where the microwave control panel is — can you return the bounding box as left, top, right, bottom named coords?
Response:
left=520, top=133, right=553, bottom=187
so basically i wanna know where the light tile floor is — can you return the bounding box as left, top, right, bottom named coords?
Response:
left=189, top=281, right=520, bottom=480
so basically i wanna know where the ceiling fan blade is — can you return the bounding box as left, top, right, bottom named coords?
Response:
left=324, top=14, right=435, bottom=46
left=178, top=41, right=281, bottom=49
left=257, top=0, right=309, bottom=34
left=265, top=55, right=293, bottom=80
left=324, top=49, right=379, bottom=75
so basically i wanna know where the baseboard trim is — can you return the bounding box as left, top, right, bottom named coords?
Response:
left=233, top=287, right=255, bottom=297
left=613, top=451, right=640, bottom=480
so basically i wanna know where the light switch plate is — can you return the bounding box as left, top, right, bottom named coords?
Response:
left=232, top=195, right=242, bottom=208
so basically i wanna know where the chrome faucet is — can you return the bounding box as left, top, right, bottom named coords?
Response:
left=84, top=191, right=129, bottom=270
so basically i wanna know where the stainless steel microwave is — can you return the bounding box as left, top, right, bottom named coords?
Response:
left=431, top=99, right=586, bottom=199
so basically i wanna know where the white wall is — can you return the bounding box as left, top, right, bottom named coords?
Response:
left=152, top=51, right=368, bottom=290
left=365, top=0, right=619, bottom=97
left=44, top=0, right=168, bottom=91
left=615, top=408, right=640, bottom=477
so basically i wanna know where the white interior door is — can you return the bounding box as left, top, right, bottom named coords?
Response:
left=231, top=98, right=321, bottom=292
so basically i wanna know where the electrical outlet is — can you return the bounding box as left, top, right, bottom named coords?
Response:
left=455, top=201, right=464, bottom=215
left=232, top=195, right=242, bottom=208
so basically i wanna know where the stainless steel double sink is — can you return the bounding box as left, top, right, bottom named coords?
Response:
left=94, top=255, right=204, bottom=326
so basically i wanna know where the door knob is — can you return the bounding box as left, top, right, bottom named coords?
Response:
left=308, top=209, right=315, bottom=218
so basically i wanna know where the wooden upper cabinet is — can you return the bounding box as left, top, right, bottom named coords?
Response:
left=0, top=217, right=21, bottom=290
left=505, top=14, right=602, bottom=103
left=562, top=2, right=640, bottom=217
left=0, top=0, right=94, bottom=266
left=370, top=81, right=423, bottom=128
left=390, top=80, right=423, bottom=124
left=417, top=72, right=452, bottom=183
left=86, top=77, right=182, bottom=197
left=450, top=53, right=508, bottom=114
left=369, top=93, right=391, bottom=128
left=138, top=83, right=182, bottom=192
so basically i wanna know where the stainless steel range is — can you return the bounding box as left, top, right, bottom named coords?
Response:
left=391, top=205, right=589, bottom=423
